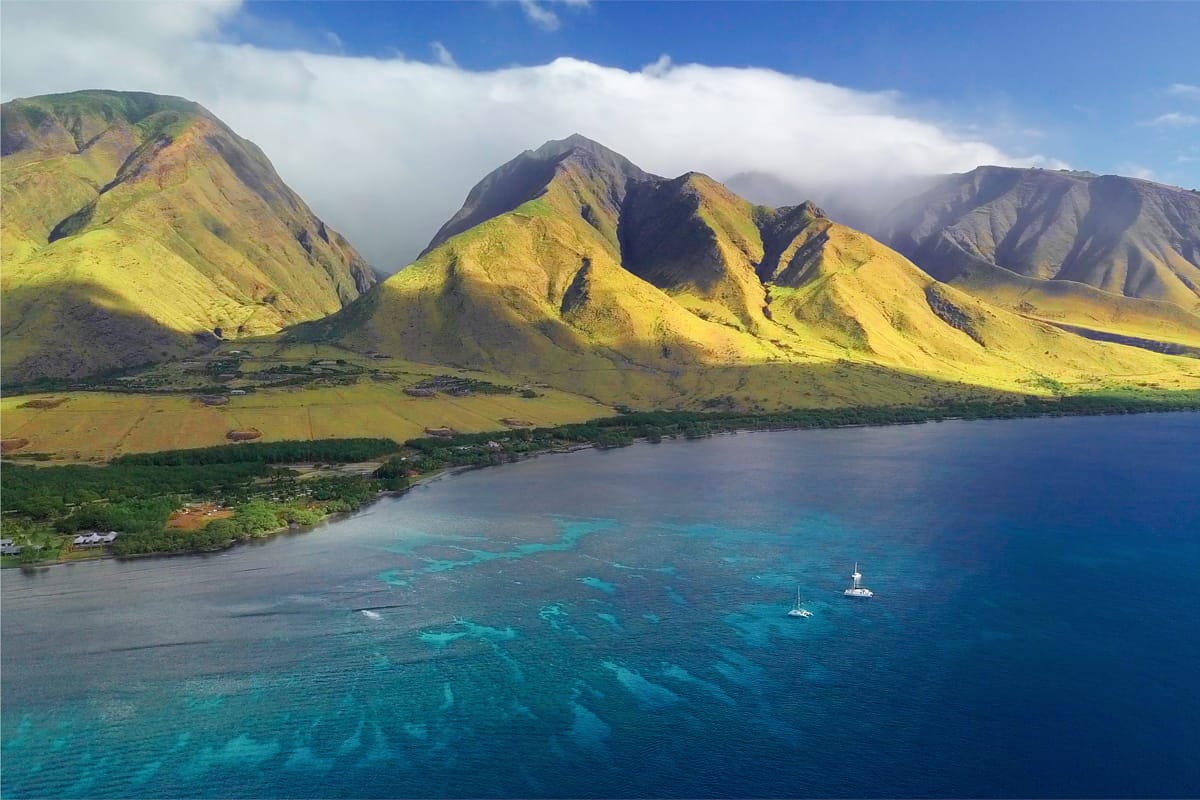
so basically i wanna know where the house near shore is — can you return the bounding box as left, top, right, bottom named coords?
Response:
left=73, top=532, right=118, bottom=548
left=0, top=539, right=21, bottom=555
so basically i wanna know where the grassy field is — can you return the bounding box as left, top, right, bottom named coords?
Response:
left=8, top=330, right=1200, bottom=462
left=0, top=348, right=610, bottom=461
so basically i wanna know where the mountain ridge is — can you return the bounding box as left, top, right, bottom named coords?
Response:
left=300, top=136, right=1200, bottom=408
left=882, top=165, right=1200, bottom=311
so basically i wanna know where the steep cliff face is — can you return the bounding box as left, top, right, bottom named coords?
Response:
left=1, top=90, right=376, bottom=383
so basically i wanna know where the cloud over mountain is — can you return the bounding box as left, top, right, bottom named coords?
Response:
left=1, top=0, right=1060, bottom=269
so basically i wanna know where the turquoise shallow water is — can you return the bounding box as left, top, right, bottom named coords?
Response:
left=2, top=414, right=1199, bottom=798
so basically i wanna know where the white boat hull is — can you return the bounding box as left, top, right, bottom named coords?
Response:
left=844, top=588, right=873, bottom=598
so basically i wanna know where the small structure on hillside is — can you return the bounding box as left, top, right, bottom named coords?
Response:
left=424, top=427, right=457, bottom=438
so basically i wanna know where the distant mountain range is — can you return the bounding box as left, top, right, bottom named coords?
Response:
left=881, top=166, right=1200, bottom=350
left=1, top=91, right=374, bottom=383
left=885, top=166, right=1200, bottom=307
left=3, top=91, right=1198, bottom=406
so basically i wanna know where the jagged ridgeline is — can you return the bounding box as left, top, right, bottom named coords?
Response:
left=1, top=90, right=376, bottom=384
left=297, top=135, right=1200, bottom=408
left=881, top=166, right=1200, bottom=350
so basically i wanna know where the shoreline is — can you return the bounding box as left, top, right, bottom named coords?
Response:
left=4, top=464, right=485, bottom=571
left=5, top=406, right=1198, bottom=571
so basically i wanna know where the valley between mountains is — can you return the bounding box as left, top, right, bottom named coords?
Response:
left=3, top=91, right=1199, bottom=460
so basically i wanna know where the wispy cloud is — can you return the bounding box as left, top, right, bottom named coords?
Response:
left=513, top=0, right=589, bottom=31
left=0, top=0, right=1062, bottom=269
left=1118, top=162, right=1158, bottom=181
left=430, top=41, right=457, bottom=68
left=517, top=0, right=560, bottom=30
left=1141, top=112, right=1200, bottom=128
left=514, top=0, right=589, bottom=31
left=1166, top=83, right=1200, bottom=98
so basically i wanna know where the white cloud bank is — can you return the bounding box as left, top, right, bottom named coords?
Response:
left=0, top=0, right=1061, bottom=269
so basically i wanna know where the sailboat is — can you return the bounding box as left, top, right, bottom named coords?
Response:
left=844, top=562, right=873, bottom=598
left=787, top=586, right=813, bottom=617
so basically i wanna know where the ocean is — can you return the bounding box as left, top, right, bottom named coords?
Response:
left=2, top=414, right=1198, bottom=798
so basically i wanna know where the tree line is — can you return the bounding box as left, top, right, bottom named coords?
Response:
left=113, top=438, right=399, bottom=466
left=400, top=393, right=1200, bottom=471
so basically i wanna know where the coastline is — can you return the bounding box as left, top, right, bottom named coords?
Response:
left=3, top=463, right=487, bottom=571
left=5, top=404, right=1198, bottom=571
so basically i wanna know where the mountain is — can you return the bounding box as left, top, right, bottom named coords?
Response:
left=880, top=166, right=1200, bottom=348
left=1, top=90, right=375, bottom=384
left=299, top=136, right=1200, bottom=409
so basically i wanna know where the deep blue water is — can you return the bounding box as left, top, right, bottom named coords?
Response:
left=2, top=414, right=1199, bottom=798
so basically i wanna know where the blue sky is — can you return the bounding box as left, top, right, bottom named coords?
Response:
left=235, top=0, right=1200, bottom=186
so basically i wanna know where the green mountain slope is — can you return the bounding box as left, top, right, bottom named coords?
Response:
left=300, top=137, right=1200, bottom=408
left=881, top=166, right=1200, bottom=348
left=1, top=90, right=375, bottom=384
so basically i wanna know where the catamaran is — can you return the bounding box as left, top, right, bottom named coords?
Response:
left=787, top=586, right=813, bottom=617
left=844, top=562, right=873, bottom=598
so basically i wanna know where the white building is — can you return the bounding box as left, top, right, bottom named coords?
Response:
left=73, top=532, right=118, bottom=548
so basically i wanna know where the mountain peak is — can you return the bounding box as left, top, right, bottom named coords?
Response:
left=530, top=133, right=650, bottom=180
left=531, top=132, right=609, bottom=157
left=423, top=134, right=655, bottom=255
left=789, top=200, right=828, bottom=219
left=2, top=89, right=213, bottom=158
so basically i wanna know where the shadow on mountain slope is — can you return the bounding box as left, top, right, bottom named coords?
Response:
left=1, top=282, right=212, bottom=387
